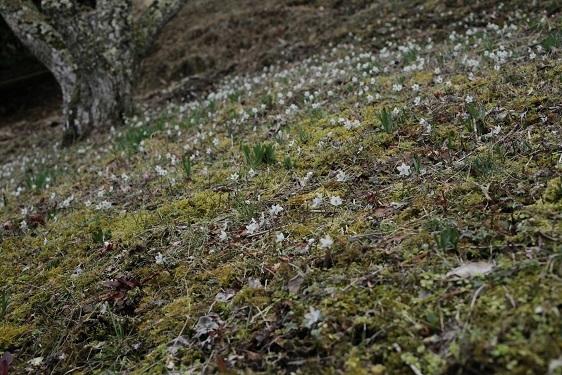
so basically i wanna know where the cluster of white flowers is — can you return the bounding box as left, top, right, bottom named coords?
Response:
left=269, top=204, right=284, bottom=216
left=96, top=200, right=112, bottom=210
left=245, top=218, right=260, bottom=235
left=419, top=118, right=432, bottom=133
left=155, top=165, right=168, bottom=177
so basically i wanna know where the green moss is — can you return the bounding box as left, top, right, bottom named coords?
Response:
left=111, top=212, right=156, bottom=241
left=463, top=192, right=485, bottom=206
left=542, top=177, right=562, bottom=203
left=231, top=288, right=270, bottom=309
left=0, top=324, right=30, bottom=348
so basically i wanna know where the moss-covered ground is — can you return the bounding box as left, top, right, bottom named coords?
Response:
left=1, top=1, right=562, bottom=373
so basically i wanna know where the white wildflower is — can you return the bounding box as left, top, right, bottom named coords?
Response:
left=275, top=233, right=285, bottom=243
left=269, top=204, right=284, bottom=216
left=303, top=306, right=322, bottom=328
left=420, top=118, right=432, bottom=133
left=28, top=357, right=43, bottom=367
left=246, top=219, right=260, bottom=235
left=311, top=193, right=323, bottom=208
left=330, top=196, right=342, bottom=206
left=336, top=170, right=347, bottom=182
left=155, top=165, right=168, bottom=177
left=155, top=252, right=164, bottom=264
left=96, top=200, right=112, bottom=210
left=397, top=162, right=411, bottom=176
left=70, top=264, right=82, bottom=278
left=61, top=195, right=74, bottom=208
left=320, top=234, right=333, bottom=249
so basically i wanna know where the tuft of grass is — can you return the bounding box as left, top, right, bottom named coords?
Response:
left=181, top=155, right=192, bottom=178
left=376, top=108, right=394, bottom=133
left=242, top=143, right=276, bottom=167
left=541, top=29, right=562, bottom=52
left=0, top=289, right=11, bottom=318
left=116, top=123, right=161, bottom=155
left=434, top=225, right=460, bottom=252
left=91, top=227, right=112, bottom=244
left=284, top=156, right=295, bottom=170
left=25, top=168, right=58, bottom=190
left=469, top=153, right=496, bottom=178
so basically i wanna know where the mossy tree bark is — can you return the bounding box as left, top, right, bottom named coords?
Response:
left=0, top=0, right=188, bottom=145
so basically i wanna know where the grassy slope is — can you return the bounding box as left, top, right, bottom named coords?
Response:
left=1, top=1, right=562, bottom=374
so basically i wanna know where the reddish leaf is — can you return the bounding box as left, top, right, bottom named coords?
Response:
left=2, top=221, right=13, bottom=231
left=365, top=191, right=381, bottom=206
left=0, top=351, right=13, bottom=375
left=115, top=277, right=139, bottom=290
left=26, top=214, right=46, bottom=226
left=102, top=280, right=122, bottom=289
left=216, top=356, right=233, bottom=374
left=140, top=272, right=159, bottom=285
left=98, top=290, right=127, bottom=302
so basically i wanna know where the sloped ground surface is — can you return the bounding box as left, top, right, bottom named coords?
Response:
left=1, top=0, right=562, bottom=374
left=137, top=0, right=371, bottom=94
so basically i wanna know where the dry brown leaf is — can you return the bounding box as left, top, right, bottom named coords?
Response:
left=446, top=262, right=494, bottom=279
left=373, top=206, right=394, bottom=218
left=288, top=273, right=305, bottom=294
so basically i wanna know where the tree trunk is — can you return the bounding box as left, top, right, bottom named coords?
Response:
left=0, top=0, right=189, bottom=144
left=62, top=69, right=133, bottom=145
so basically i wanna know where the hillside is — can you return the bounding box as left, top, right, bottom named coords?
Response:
left=1, top=0, right=562, bottom=373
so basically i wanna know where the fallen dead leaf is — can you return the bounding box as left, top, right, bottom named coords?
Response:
left=287, top=273, right=305, bottom=294
left=373, top=206, right=394, bottom=219
left=446, top=262, right=494, bottom=279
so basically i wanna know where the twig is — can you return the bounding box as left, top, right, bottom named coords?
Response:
left=462, top=283, right=486, bottom=335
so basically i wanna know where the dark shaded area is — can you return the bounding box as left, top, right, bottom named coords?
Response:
left=0, top=72, right=61, bottom=127
left=0, top=15, right=61, bottom=128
